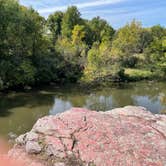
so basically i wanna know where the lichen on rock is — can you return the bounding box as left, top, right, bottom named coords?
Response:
left=8, top=106, right=166, bottom=166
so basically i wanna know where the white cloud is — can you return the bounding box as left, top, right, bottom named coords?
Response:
left=83, top=9, right=134, bottom=15
left=38, top=0, right=126, bottom=14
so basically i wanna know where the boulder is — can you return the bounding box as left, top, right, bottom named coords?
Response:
left=25, top=141, right=41, bottom=154
left=7, top=106, right=166, bottom=166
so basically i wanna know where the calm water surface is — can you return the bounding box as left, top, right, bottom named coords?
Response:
left=0, top=81, right=166, bottom=138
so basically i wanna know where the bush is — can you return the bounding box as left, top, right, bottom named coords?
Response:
left=0, top=59, right=36, bottom=89
left=0, top=77, right=3, bottom=90
left=125, top=68, right=155, bottom=81
left=122, top=56, right=138, bottom=68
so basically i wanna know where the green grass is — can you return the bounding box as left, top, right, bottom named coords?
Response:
left=125, top=68, right=155, bottom=81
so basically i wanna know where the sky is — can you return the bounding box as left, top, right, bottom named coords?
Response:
left=19, top=0, right=166, bottom=29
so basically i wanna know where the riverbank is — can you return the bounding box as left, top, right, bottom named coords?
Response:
left=79, top=68, right=165, bottom=89
left=1, top=65, right=165, bottom=93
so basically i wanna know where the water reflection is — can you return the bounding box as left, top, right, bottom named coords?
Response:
left=133, top=96, right=165, bottom=113
left=49, top=84, right=165, bottom=114
left=85, top=95, right=113, bottom=111
left=49, top=99, right=72, bottom=115
left=0, top=81, right=165, bottom=138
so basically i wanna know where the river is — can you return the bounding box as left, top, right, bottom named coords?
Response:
left=0, top=81, right=165, bottom=139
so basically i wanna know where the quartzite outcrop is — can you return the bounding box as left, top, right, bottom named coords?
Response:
left=6, top=106, right=166, bottom=166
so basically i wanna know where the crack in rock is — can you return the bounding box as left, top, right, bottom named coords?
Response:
left=8, top=107, right=166, bottom=166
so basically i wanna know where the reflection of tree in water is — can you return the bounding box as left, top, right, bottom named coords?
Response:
left=82, top=82, right=166, bottom=113
left=160, top=93, right=166, bottom=104
left=85, top=94, right=113, bottom=111
left=0, top=92, right=53, bottom=117
left=130, top=82, right=166, bottom=99
left=82, top=85, right=136, bottom=111
left=133, top=96, right=164, bottom=114
left=50, top=82, right=166, bottom=113
left=111, top=82, right=166, bottom=113
left=0, top=92, right=55, bottom=137
left=60, top=94, right=88, bottom=108
left=0, top=81, right=166, bottom=138
left=110, top=90, right=134, bottom=107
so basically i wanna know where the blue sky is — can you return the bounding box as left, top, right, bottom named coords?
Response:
left=20, top=0, right=166, bottom=29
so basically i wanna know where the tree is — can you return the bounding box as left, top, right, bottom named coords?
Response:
left=151, top=25, right=166, bottom=39
left=72, top=25, right=86, bottom=44
left=1, top=0, right=166, bottom=89
left=84, top=40, right=125, bottom=82
left=88, top=16, right=115, bottom=43
left=138, top=28, right=152, bottom=53
left=61, top=6, right=81, bottom=38
left=47, top=11, right=63, bottom=45
left=101, top=25, right=115, bottom=43
left=111, top=20, right=143, bottom=56
left=0, top=0, right=20, bottom=57
left=0, top=0, right=47, bottom=88
left=146, top=25, right=166, bottom=63
left=110, top=20, right=151, bottom=67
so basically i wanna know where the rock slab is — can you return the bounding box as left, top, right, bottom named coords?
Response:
left=8, top=106, right=166, bottom=166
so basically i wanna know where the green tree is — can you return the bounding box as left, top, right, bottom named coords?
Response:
left=55, top=37, right=87, bottom=82
left=151, top=25, right=166, bottom=39
left=72, top=25, right=86, bottom=44
left=61, top=6, right=81, bottom=38
left=0, top=0, right=46, bottom=88
left=111, top=20, right=151, bottom=67
left=84, top=41, right=126, bottom=82
left=111, top=20, right=142, bottom=57
left=146, top=25, right=166, bottom=63
left=47, top=11, right=63, bottom=45
left=88, top=17, right=115, bottom=43
left=1, top=0, right=166, bottom=89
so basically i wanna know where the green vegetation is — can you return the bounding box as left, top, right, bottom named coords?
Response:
left=125, top=69, right=155, bottom=81
left=0, top=0, right=166, bottom=90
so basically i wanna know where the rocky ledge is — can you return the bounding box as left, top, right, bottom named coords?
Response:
left=6, top=106, right=166, bottom=165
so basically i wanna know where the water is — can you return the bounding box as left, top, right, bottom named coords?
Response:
left=0, top=81, right=166, bottom=139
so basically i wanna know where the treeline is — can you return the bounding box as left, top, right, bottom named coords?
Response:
left=0, top=0, right=166, bottom=90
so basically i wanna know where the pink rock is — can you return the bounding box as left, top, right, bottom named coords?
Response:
left=54, top=162, right=65, bottom=166
left=25, top=141, right=41, bottom=154
left=26, top=132, right=39, bottom=141
left=9, top=106, right=166, bottom=166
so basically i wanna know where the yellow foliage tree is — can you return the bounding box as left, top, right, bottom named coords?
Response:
left=72, top=25, right=85, bottom=44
